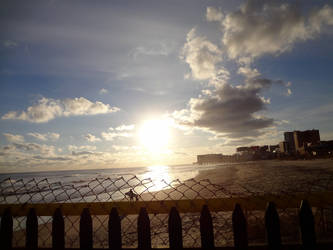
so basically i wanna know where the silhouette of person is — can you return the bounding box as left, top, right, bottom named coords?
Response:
left=126, top=189, right=138, bottom=201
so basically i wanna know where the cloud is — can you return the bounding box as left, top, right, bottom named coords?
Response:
left=309, top=4, right=333, bottom=33
left=68, top=145, right=97, bottom=151
left=101, top=124, right=135, bottom=141
left=207, top=1, right=333, bottom=60
left=2, top=40, right=18, bottom=48
left=33, top=155, right=70, bottom=161
left=27, top=132, right=60, bottom=141
left=3, top=133, right=24, bottom=143
left=3, top=142, right=56, bottom=156
left=174, top=1, right=329, bottom=139
left=101, top=131, right=132, bottom=141
left=223, top=138, right=256, bottom=146
left=238, top=66, right=260, bottom=79
left=181, top=28, right=222, bottom=80
left=1, top=97, right=120, bottom=123
left=84, top=133, right=101, bottom=142
left=206, top=7, right=223, bottom=22
left=99, top=88, right=108, bottom=94
left=131, top=42, right=174, bottom=58
left=115, top=124, right=135, bottom=131
left=174, top=82, right=274, bottom=138
left=71, top=151, right=96, bottom=156
left=101, top=132, right=118, bottom=141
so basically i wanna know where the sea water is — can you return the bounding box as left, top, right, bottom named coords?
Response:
left=0, top=164, right=223, bottom=230
left=0, top=163, right=222, bottom=203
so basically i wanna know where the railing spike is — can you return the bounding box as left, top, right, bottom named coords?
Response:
left=232, top=203, right=248, bottom=249
left=52, top=207, right=64, bottom=249
left=299, top=200, right=316, bottom=249
left=200, top=205, right=214, bottom=248
left=26, top=208, right=38, bottom=249
left=168, top=206, right=182, bottom=249
left=109, top=207, right=121, bottom=250
left=0, top=208, right=13, bottom=250
left=138, top=207, right=151, bottom=249
left=265, top=202, right=281, bottom=250
left=80, top=207, right=93, bottom=249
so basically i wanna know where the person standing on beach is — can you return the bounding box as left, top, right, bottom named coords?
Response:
left=125, top=189, right=139, bottom=201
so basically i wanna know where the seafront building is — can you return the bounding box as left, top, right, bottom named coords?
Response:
left=197, top=154, right=223, bottom=164
left=280, top=129, right=320, bottom=155
left=197, top=129, right=331, bottom=164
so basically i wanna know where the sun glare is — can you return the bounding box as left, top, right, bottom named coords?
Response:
left=139, top=119, right=170, bottom=153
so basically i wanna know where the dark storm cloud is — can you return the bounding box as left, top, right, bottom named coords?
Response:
left=188, top=83, right=274, bottom=137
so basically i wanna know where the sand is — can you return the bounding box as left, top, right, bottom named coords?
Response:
left=195, top=159, right=333, bottom=194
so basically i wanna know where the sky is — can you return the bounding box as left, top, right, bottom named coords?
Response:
left=1, top=0, right=333, bottom=173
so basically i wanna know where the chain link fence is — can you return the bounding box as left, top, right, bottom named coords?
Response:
left=1, top=174, right=333, bottom=248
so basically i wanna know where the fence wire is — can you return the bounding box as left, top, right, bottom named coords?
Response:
left=1, top=174, right=333, bottom=248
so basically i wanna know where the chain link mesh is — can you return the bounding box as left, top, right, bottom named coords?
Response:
left=1, top=174, right=333, bottom=248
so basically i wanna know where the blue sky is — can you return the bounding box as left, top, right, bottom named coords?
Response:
left=1, top=0, right=333, bottom=172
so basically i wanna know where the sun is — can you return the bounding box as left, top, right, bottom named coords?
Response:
left=138, top=119, right=171, bottom=153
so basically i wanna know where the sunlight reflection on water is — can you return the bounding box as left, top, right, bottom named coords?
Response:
left=142, top=165, right=199, bottom=192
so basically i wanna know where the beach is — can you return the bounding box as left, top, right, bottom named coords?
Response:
left=195, top=159, right=333, bottom=194
left=7, top=159, right=333, bottom=248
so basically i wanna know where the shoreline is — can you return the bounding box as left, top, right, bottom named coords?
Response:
left=10, top=159, right=333, bottom=248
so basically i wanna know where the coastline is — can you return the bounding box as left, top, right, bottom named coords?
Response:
left=11, top=159, right=333, bottom=247
left=194, top=158, right=333, bottom=192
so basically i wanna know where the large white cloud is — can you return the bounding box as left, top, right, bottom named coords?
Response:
left=1, top=97, right=119, bottom=123
left=207, top=1, right=333, bottom=60
left=181, top=28, right=222, bottom=80
left=177, top=1, right=329, bottom=138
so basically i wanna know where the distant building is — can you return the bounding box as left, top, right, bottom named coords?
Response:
left=308, top=140, right=333, bottom=156
left=236, top=147, right=249, bottom=153
left=235, top=145, right=275, bottom=160
left=236, top=145, right=268, bottom=153
left=197, top=154, right=223, bottom=164
left=280, top=129, right=320, bottom=155
left=284, top=132, right=296, bottom=154
left=294, top=129, right=320, bottom=154
left=279, top=141, right=289, bottom=154
left=268, top=145, right=279, bottom=153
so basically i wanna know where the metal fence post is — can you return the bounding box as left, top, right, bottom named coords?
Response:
left=80, top=208, right=93, bottom=249
left=138, top=207, right=151, bottom=249
left=299, top=200, right=316, bottom=250
left=0, top=208, right=13, bottom=250
left=200, top=205, right=214, bottom=248
left=265, top=202, right=281, bottom=250
left=168, top=207, right=182, bottom=249
left=109, top=207, right=121, bottom=250
left=232, top=203, right=248, bottom=250
left=26, top=208, right=38, bottom=249
left=52, top=207, right=65, bottom=249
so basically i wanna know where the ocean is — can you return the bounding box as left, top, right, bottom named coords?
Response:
left=0, top=163, right=222, bottom=204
